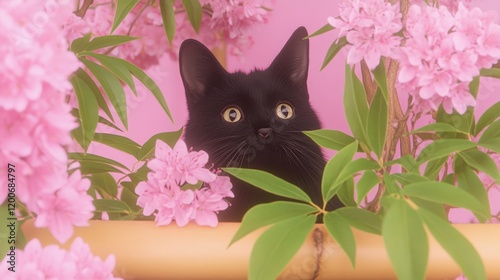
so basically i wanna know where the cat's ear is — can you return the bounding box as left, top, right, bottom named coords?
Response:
left=179, top=39, right=227, bottom=103
left=268, top=27, right=309, bottom=86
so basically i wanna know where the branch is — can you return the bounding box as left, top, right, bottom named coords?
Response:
left=74, top=0, right=94, bottom=18
left=361, top=60, right=377, bottom=104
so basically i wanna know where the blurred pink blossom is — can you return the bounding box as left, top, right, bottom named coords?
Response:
left=136, top=139, right=232, bottom=227
left=0, top=238, right=121, bottom=280
left=0, top=0, right=94, bottom=244
left=34, top=170, right=95, bottom=244
left=328, top=0, right=402, bottom=69
left=63, top=0, right=273, bottom=68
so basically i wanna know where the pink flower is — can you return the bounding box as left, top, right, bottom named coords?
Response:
left=34, top=171, right=95, bottom=244
left=328, top=0, right=402, bottom=69
left=0, top=238, right=121, bottom=280
left=148, top=139, right=216, bottom=186
left=70, top=237, right=121, bottom=280
left=136, top=140, right=233, bottom=227
left=396, top=3, right=500, bottom=114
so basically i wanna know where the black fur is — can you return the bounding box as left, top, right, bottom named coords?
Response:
left=180, top=27, right=343, bottom=221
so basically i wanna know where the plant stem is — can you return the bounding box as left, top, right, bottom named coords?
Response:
left=74, top=0, right=94, bottom=18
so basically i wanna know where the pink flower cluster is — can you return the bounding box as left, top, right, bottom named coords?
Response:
left=0, top=1, right=94, bottom=243
left=328, top=0, right=403, bottom=69
left=135, top=140, right=233, bottom=227
left=397, top=3, right=500, bottom=114
left=64, top=0, right=272, bottom=68
left=0, top=238, right=121, bottom=280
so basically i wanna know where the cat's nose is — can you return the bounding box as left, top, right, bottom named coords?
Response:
left=258, top=127, right=273, bottom=139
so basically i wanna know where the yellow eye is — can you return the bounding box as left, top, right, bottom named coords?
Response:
left=276, top=103, right=294, bottom=119
left=222, top=106, right=242, bottom=123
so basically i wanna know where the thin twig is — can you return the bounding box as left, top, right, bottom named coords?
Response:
left=74, top=0, right=94, bottom=18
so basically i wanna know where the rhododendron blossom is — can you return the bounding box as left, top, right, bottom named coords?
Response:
left=0, top=0, right=94, bottom=244
left=64, top=0, right=273, bottom=68
left=0, top=238, right=121, bottom=280
left=397, top=3, right=500, bottom=114
left=136, top=140, right=233, bottom=227
left=328, top=0, right=402, bottom=69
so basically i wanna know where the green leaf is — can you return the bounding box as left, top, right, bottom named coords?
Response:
left=337, top=178, right=357, bottom=207
left=81, top=58, right=128, bottom=129
left=457, top=166, right=491, bottom=223
left=418, top=209, right=486, bottom=280
left=478, top=119, right=500, bottom=153
left=322, top=141, right=358, bottom=203
left=159, top=0, right=176, bottom=45
left=120, top=59, right=174, bottom=123
left=223, top=168, right=312, bottom=203
left=111, top=0, right=140, bottom=33
left=229, top=201, right=317, bottom=247
left=437, top=106, right=475, bottom=135
left=121, top=186, right=141, bottom=212
left=392, top=173, right=430, bottom=185
left=93, top=133, right=141, bottom=158
left=249, top=215, right=315, bottom=280
left=385, top=155, right=419, bottom=173
left=181, top=0, right=203, bottom=32
left=75, top=68, right=114, bottom=121
left=480, top=67, right=500, bottom=78
left=344, top=64, right=369, bottom=145
left=366, top=88, right=388, bottom=157
left=97, top=115, right=123, bottom=132
left=475, top=102, right=500, bottom=135
left=458, top=149, right=500, bottom=185
left=79, top=161, right=124, bottom=175
left=86, top=35, right=139, bottom=51
left=423, top=156, right=448, bottom=180
left=69, top=152, right=129, bottom=171
left=402, top=182, right=489, bottom=219
left=383, top=173, right=401, bottom=194
left=334, top=158, right=379, bottom=190
left=335, top=207, right=382, bottom=235
left=383, top=200, right=428, bottom=280
left=356, top=170, right=379, bottom=204
left=372, top=62, right=389, bottom=102
left=324, top=211, right=356, bottom=267
left=70, top=33, right=91, bottom=53
left=137, top=128, right=183, bottom=161
left=321, top=37, right=348, bottom=70
left=81, top=52, right=137, bottom=95
left=93, top=199, right=132, bottom=214
left=469, top=76, right=480, bottom=99
left=416, top=139, right=476, bottom=165
left=70, top=75, right=99, bottom=152
left=0, top=203, right=15, bottom=259
left=305, top=23, right=334, bottom=39
left=412, top=123, right=467, bottom=134
left=303, top=129, right=356, bottom=151
left=90, top=172, right=118, bottom=198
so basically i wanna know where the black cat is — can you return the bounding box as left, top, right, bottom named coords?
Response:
left=180, top=27, right=343, bottom=221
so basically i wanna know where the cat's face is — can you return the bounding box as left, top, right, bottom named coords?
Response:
left=180, top=27, right=323, bottom=169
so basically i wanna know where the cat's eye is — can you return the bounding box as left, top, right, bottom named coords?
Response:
left=276, top=103, right=294, bottom=119
left=221, top=106, right=242, bottom=123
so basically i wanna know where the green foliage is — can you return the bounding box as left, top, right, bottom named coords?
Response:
left=321, top=37, right=348, bottom=70
left=382, top=200, right=428, bottom=280
left=181, top=0, right=203, bottom=32
left=344, top=65, right=369, bottom=145
left=322, top=141, right=358, bottom=203
left=111, top=0, right=141, bottom=33
left=304, top=129, right=356, bottom=151
left=324, top=211, right=356, bottom=266
left=249, top=215, right=315, bottom=280
left=160, top=0, right=176, bottom=45
left=306, top=23, right=335, bottom=39
left=70, top=76, right=99, bottom=152
left=223, top=168, right=312, bottom=203
left=366, top=88, right=388, bottom=157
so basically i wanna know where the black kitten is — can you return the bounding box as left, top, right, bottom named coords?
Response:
left=180, top=27, right=343, bottom=221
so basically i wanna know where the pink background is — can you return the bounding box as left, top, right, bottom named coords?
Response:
left=92, top=0, right=500, bottom=222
